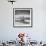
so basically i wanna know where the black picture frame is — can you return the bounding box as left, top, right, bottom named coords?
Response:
left=13, top=8, right=33, bottom=28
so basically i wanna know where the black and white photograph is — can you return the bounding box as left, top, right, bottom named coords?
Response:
left=13, top=8, right=32, bottom=27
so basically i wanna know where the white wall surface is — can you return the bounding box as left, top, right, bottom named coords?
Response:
left=0, top=0, right=46, bottom=42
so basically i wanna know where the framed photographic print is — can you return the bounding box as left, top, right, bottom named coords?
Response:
left=13, top=8, right=33, bottom=28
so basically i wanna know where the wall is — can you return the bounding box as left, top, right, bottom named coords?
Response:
left=0, top=0, right=46, bottom=42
